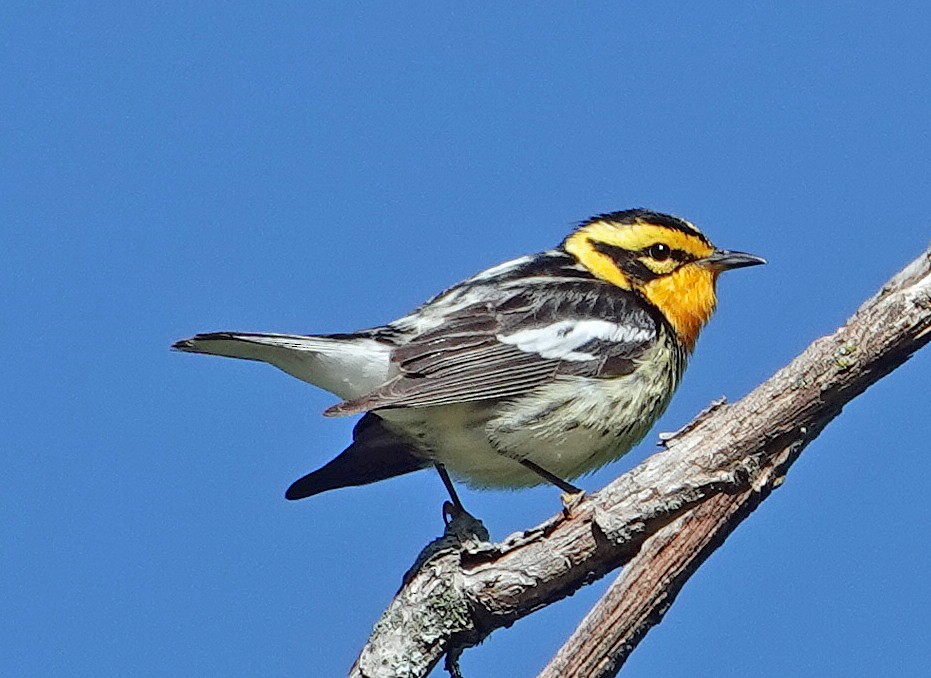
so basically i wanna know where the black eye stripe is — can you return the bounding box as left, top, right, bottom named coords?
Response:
left=638, top=245, right=691, bottom=262
left=588, top=239, right=699, bottom=283
left=590, top=240, right=660, bottom=281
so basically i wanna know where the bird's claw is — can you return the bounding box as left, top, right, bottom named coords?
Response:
left=560, top=489, right=586, bottom=516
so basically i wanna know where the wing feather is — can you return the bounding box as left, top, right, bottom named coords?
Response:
left=325, top=281, right=659, bottom=416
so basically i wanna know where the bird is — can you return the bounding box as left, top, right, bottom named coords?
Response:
left=173, top=209, right=764, bottom=508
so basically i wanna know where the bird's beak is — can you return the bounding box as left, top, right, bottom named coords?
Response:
left=700, top=249, right=767, bottom=272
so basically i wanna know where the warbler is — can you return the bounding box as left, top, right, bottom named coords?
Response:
left=173, top=209, right=764, bottom=506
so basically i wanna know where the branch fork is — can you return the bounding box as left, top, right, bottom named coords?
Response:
left=349, top=245, right=931, bottom=678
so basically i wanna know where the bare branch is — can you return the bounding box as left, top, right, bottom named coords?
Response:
left=539, top=244, right=931, bottom=677
left=539, top=457, right=786, bottom=678
left=350, top=245, right=931, bottom=678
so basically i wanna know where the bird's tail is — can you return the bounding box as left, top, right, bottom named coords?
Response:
left=171, top=331, right=392, bottom=401
left=285, top=413, right=428, bottom=500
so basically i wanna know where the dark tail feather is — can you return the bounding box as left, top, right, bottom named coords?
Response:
left=285, top=414, right=429, bottom=500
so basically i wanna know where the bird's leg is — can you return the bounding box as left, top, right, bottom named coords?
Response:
left=518, top=459, right=585, bottom=514
left=518, top=458, right=583, bottom=494
left=434, top=463, right=465, bottom=513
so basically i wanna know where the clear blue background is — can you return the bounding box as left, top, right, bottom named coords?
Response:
left=3, top=3, right=930, bottom=676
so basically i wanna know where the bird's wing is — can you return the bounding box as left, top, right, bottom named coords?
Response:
left=324, top=284, right=658, bottom=415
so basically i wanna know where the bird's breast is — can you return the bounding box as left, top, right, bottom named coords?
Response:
left=379, top=337, right=685, bottom=488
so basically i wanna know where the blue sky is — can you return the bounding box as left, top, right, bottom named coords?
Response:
left=3, top=3, right=930, bottom=676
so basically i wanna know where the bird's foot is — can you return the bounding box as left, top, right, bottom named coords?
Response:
left=400, top=502, right=489, bottom=589
left=442, top=501, right=489, bottom=544
left=560, top=489, right=586, bottom=517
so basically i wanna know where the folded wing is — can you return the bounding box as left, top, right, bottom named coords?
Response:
left=325, top=284, right=658, bottom=416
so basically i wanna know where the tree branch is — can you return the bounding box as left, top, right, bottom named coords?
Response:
left=350, top=245, right=931, bottom=678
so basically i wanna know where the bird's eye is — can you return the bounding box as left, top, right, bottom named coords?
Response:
left=648, top=243, right=671, bottom=261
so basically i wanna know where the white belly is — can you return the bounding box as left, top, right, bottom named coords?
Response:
left=377, top=347, right=682, bottom=489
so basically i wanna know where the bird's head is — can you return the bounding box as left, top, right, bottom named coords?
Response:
left=563, top=209, right=765, bottom=351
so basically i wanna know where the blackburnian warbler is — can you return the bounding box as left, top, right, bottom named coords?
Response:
left=173, top=209, right=764, bottom=507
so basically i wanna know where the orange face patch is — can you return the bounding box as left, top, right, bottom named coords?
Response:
left=563, top=217, right=720, bottom=350
left=640, top=264, right=718, bottom=351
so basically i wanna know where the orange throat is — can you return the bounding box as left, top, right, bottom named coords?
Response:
left=641, top=266, right=718, bottom=351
